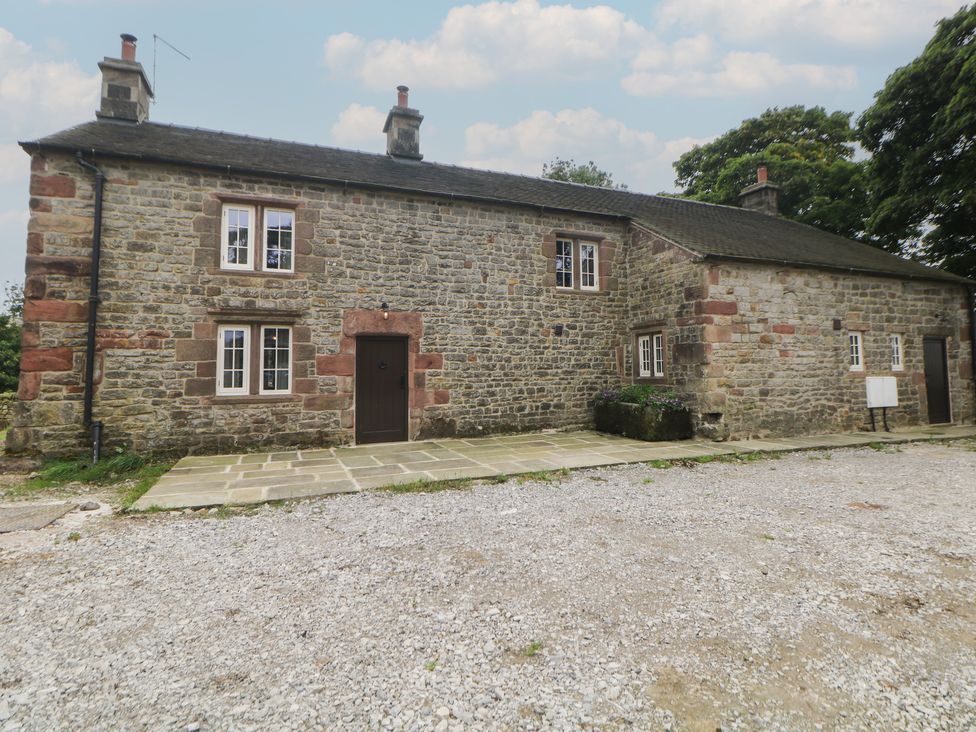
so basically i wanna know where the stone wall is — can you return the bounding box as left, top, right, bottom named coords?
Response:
left=701, top=261, right=974, bottom=438
left=8, top=151, right=629, bottom=456
left=623, top=228, right=710, bottom=424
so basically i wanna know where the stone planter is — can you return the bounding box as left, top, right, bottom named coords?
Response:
left=593, top=400, right=693, bottom=441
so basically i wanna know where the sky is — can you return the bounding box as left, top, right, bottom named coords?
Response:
left=0, top=0, right=966, bottom=292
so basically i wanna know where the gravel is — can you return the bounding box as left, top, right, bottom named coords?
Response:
left=1, top=440, right=975, bottom=730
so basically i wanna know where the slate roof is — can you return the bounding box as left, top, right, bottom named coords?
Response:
left=23, top=119, right=973, bottom=285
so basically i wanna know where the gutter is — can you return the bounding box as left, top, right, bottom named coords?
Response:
left=75, top=153, right=105, bottom=463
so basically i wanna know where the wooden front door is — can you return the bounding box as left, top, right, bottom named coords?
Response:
left=355, top=336, right=408, bottom=444
left=923, top=337, right=951, bottom=424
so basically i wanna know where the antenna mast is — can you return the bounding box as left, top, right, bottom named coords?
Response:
left=151, top=34, right=191, bottom=104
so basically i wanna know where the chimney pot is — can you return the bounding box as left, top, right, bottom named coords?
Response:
left=757, top=164, right=768, bottom=184
left=120, top=33, right=137, bottom=61
left=397, top=85, right=409, bottom=107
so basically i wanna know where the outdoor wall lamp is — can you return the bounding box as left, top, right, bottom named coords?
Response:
left=381, top=302, right=389, bottom=320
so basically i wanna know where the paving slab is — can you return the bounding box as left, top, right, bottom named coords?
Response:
left=132, top=425, right=976, bottom=510
left=0, top=502, right=78, bottom=533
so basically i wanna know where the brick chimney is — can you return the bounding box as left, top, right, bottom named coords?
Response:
left=383, top=85, right=423, bottom=160
left=738, top=164, right=779, bottom=216
left=97, top=34, right=154, bottom=123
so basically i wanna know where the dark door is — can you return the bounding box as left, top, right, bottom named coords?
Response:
left=355, top=336, right=408, bottom=444
left=923, top=337, right=951, bottom=424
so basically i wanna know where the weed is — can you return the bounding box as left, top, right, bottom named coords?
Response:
left=761, top=533, right=776, bottom=541
left=378, top=478, right=473, bottom=494
left=646, top=460, right=672, bottom=469
left=642, top=478, right=654, bottom=484
left=489, top=474, right=510, bottom=484
left=516, top=468, right=569, bottom=484
left=67, top=532, right=81, bottom=542
left=425, top=658, right=439, bottom=672
left=867, top=442, right=900, bottom=453
left=520, top=641, right=543, bottom=658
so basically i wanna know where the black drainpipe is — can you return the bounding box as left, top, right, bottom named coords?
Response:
left=970, top=286, right=976, bottom=421
left=76, top=153, right=105, bottom=463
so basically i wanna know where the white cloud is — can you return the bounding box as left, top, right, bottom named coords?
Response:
left=0, top=26, right=99, bottom=137
left=462, top=107, right=711, bottom=193
left=324, top=0, right=651, bottom=90
left=656, top=0, right=962, bottom=46
left=622, top=51, right=857, bottom=97
left=330, top=103, right=388, bottom=148
left=0, top=144, right=29, bottom=185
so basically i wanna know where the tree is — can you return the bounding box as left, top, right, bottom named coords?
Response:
left=673, top=106, right=869, bottom=240
left=542, top=158, right=624, bottom=189
left=858, top=5, right=976, bottom=279
left=0, top=283, right=23, bottom=393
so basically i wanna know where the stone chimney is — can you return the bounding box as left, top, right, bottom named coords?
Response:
left=97, top=34, right=154, bottom=123
left=383, top=85, right=423, bottom=160
left=738, top=164, right=779, bottom=216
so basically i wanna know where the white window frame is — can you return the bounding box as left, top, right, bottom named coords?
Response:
left=637, top=335, right=652, bottom=377
left=556, top=239, right=574, bottom=289
left=259, top=325, right=292, bottom=395
left=652, top=333, right=665, bottom=377
left=579, top=242, right=598, bottom=291
left=849, top=332, right=864, bottom=372
left=263, top=208, right=295, bottom=273
left=890, top=334, right=904, bottom=371
left=220, top=204, right=256, bottom=271
left=217, top=325, right=250, bottom=395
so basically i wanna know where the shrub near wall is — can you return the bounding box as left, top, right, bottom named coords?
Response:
left=0, top=392, right=14, bottom=431
left=593, top=385, right=693, bottom=441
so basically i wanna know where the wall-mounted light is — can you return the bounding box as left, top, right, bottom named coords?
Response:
left=381, top=302, right=389, bottom=320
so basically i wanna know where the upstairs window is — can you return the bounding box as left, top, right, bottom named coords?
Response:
left=220, top=203, right=296, bottom=274
left=890, top=334, right=904, bottom=371
left=556, top=239, right=574, bottom=288
left=554, top=236, right=600, bottom=292
left=221, top=206, right=254, bottom=270
left=849, top=332, right=864, bottom=372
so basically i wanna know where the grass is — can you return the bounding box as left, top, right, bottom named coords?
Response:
left=515, top=468, right=569, bottom=484
left=519, top=641, right=543, bottom=658
left=425, top=658, right=439, bottom=672
left=66, top=531, right=81, bottom=542
left=867, top=442, right=901, bottom=453
left=8, top=449, right=174, bottom=509
left=377, top=477, right=474, bottom=494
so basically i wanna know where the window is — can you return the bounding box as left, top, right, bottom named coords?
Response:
left=215, top=324, right=292, bottom=397
left=221, top=206, right=254, bottom=270
left=849, top=332, right=864, bottom=372
left=653, top=333, right=665, bottom=377
left=553, top=236, right=601, bottom=292
left=260, top=326, right=291, bottom=394
left=890, top=334, right=903, bottom=371
left=580, top=242, right=598, bottom=290
left=217, top=325, right=249, bottom=395
left=220, top=203, right=297, bottom=273
left=264, top=209, right=294, bottom=272
left=556, top=239, right=574, bottom=288
left=637, top=332, right=665, bottom=378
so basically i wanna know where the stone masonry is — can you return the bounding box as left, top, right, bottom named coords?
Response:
left=7, top=151, right=974, bottom=456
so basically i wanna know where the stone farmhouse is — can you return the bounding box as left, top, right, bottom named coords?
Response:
left=7, top=36, right=975, bottom=457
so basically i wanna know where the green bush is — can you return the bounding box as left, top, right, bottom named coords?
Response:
left=595, top=384, right=687, bottom=412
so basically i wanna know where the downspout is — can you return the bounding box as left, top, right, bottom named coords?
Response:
left=76, top=153, right=105, bottom=463
left=970, top=286, right=976, bottom=423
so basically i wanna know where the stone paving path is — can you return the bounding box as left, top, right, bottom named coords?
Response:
left=133, top=424, right=976, bottom=510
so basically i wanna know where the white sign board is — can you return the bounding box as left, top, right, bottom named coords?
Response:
left=866, top=376, right=898, bottom=408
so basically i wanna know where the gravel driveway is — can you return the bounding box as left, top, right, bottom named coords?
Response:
left=1, top=441, right=975, bottom=731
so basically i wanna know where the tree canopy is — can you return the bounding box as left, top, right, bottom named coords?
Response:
left=0, top=283, right=23, bottom=394
left=542, top=158, right=624, bottom=188
left=673, top=106, right=869, bottom=240
left=858, top=4, right=976, bottom=280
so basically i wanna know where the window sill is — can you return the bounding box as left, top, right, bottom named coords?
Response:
left=634, top=377, right=668, bottom=385
left=207, top=267, right=303, bottom=279
left=205, top=394, right=302, bottom=405
left=554, top=288, right=608, bottom=297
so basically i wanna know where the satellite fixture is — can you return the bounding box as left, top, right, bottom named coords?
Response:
left=151, top=34, right=191, bottom=104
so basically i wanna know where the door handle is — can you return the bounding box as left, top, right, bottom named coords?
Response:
left=378, top=361, right=387, bottom=370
